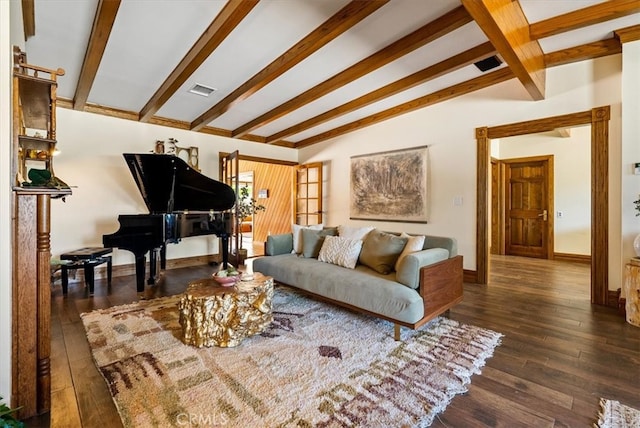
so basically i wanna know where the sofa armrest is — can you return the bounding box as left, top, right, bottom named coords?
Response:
left=418, top=255, right=463, bottom=321
left=265, top=233, right=294, bottom=256
left=395, top=248, right=450, bottom=289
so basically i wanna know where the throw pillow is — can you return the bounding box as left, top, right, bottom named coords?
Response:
left=301, top=227, right=338, bottom=258
left=318, top=236, right=363, bottom=269
left=337, top=225, right=374, bottom=240
left=291, top=224, right=323, bottom=254
left=359, top=229, right=408, bottom=274
left=395, top=233, right=426, bottom=271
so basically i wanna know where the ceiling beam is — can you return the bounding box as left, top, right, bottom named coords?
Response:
left=189, top=0, right=388, bottom=132
left=57, top=97, right=293, bottom=148
left=294, top=67, right=514, bottom=148
left=545, top=37, right=621, bottom=67
left=21, top=0, right=35, bottom=40
left=530, top=0, right=640, bottom=40
left=461, top=0, right=545, bottom=101
left=73, top=0, right=121, bottom=110
left=138, top=0, right=258, bottom=122
left=267, top=41, right=495, bottom=143
left=232, top=6, right=473, bottom=138
left=615, top=24, right=640, bottom=43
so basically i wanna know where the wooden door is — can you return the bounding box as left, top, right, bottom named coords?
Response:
left=490, top=158, right=503, bottom=255
left=293, top=162, right=323, bottom=225
left=504, top=156, right=554, bottom=259
left=220, top=151, right=240, bottom=261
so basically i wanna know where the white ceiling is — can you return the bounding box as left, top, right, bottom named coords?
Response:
left=20, top=0, right=639, bottom=147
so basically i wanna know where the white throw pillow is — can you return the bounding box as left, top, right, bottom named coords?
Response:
left=292, top=224, right=323, bottom=254
left=395, top=233, right=426, bottom=271
left=318, top=236, right=363, bottom=269
left=338, top=225, right=374, bottom=241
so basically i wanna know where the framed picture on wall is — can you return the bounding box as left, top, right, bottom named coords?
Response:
left=350, top=146, right=429, bottom=223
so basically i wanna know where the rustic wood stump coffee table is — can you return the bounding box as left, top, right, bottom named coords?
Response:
left=178, top=272, right=274, bottom=347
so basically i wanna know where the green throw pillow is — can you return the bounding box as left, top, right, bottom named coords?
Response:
left=359, top=229, right=408, bottom=274
left=301, top=227, right=337, bottom=258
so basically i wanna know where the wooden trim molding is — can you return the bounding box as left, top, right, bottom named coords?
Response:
left=475, top=106, right=610, bottom=306
left=554, top=253, right=592, bottom=265
left=463, top=269, right=478, bottom=284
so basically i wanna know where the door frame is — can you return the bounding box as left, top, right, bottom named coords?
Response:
left=502, top=155, right=554, bottom=260
left=476, top=106, right=610, bottom=305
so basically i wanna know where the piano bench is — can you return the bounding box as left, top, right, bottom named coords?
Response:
left=60, top=247, right=112, bottom=296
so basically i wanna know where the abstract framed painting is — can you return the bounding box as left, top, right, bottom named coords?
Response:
left=350, top=146, right=429, bottom=223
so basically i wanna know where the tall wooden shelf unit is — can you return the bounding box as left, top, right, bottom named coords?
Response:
left=11, top=47, right=70, bottom=419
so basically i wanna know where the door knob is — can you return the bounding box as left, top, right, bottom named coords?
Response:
left=537, top=210, right=548, bottom=221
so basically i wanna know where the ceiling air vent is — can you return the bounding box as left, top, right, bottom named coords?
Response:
left=188, top=83, right=217, bottom=97
left=474, top=55, right=502, bottom=72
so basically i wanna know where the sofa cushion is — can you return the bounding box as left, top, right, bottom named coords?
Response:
left=292, top=224, right=323, bottom=254
left=395, top=233, right=426, bottom=271
left=318, top=236, right=363, bottom=269
left=301, top=227, right=337, bottom=258
left=338, top=225, right=374, bottom=240
left=359, top=229, right=408, bottom=274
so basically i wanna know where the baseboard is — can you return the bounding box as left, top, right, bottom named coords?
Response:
left=463, top=269, right=477, bottom=284
left=57, top=253, right=222, bottom=285
left=554, top=252, right=591, bottom=265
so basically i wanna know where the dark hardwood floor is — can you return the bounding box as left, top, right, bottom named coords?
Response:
left=25, top=255, right=639, bottom=427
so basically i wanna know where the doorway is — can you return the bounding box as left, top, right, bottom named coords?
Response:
left=476, top=106, right=610, bottom=305
left=494, top=155, right=554, bottom=259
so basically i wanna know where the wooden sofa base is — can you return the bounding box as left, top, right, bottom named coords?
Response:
left=274, top=255, right=464, bottom=340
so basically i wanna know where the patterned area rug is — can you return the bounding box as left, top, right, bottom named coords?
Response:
left=81, top=286, right=502, bottom=427
left=596, top=398, right=640, bottom=428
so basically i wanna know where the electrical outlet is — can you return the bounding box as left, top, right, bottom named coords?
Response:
left=557, top=211, right=563, bottom=218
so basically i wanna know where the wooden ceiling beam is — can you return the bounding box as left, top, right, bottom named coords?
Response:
left=462, top=0, right=545, bottom=101
left=233, top=5, right=472, bottom=138
left=73, top=0, right=121, bottom=111
left=615, top=24, right=640, bottom=43
left=190, top=0, right=389, bottom=132
left=138, top=0, right=258, bottom=123
left=545, top=37, right=621, bottom=67
left=267, top=41, right=495, bottom=143
left=21, top=0, right=35, bottom=40
left=530, top=0, right=640, bottom=40
left=294, top=68, right=514, bottom=148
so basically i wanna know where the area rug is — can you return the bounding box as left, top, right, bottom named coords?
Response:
left=81, top=286, right=502, bottom=427
left=595, top=398, right=640, bottom=428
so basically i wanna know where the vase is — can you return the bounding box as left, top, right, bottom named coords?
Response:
left=635, top=233, right=640, bottom=258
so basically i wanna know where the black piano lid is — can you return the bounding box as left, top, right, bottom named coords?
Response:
left=123, top=153, right=236, bottom=213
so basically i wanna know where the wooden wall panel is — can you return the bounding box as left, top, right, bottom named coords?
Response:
left=239, top=160, right=293, bottom=244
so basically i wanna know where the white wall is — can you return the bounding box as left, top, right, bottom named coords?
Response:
left=621, top=40, right=640, bottom=266
left=497, top=126, right=592, bottom=255
left=1, top=0, right=13, bottom=403
left=299, top=55, right=625, bottom=289
left=50, top=109, right=298, bottom=266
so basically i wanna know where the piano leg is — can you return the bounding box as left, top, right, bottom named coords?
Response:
left=220, top=234, right=229, bottom=269
left=134, top=254, right=146, bottom=293
left=160, top=244, right=167, bottom=270
left=148, top=247, right=161, bottom=285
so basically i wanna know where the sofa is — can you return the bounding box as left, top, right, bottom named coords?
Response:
left=253, top=225, right=463, bottom=340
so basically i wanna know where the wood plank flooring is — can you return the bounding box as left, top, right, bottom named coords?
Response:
left=25, top=255, right=640, bottom=427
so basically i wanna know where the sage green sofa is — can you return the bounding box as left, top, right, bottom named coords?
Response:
left=253, top=230, right=463, bottom=339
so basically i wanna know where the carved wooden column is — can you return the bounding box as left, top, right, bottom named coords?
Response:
left=591, top=106, right=609, bottom=305
left=13, top=191, right=53, bottom=418
left=476, top=126, right=490, bottom=285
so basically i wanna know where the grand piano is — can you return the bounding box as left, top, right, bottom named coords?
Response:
left=103, top=153, right=236, bottom=293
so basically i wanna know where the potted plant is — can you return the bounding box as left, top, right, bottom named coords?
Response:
left=234, top=184, right=266, bottom=259
left=0, top=397, right=23, bottom=427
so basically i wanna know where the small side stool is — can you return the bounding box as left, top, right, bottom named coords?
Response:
left=60, top=247, right=112, bottom=295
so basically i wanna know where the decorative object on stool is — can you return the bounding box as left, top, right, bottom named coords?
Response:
left=81, top=286, right=501, bottom=427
